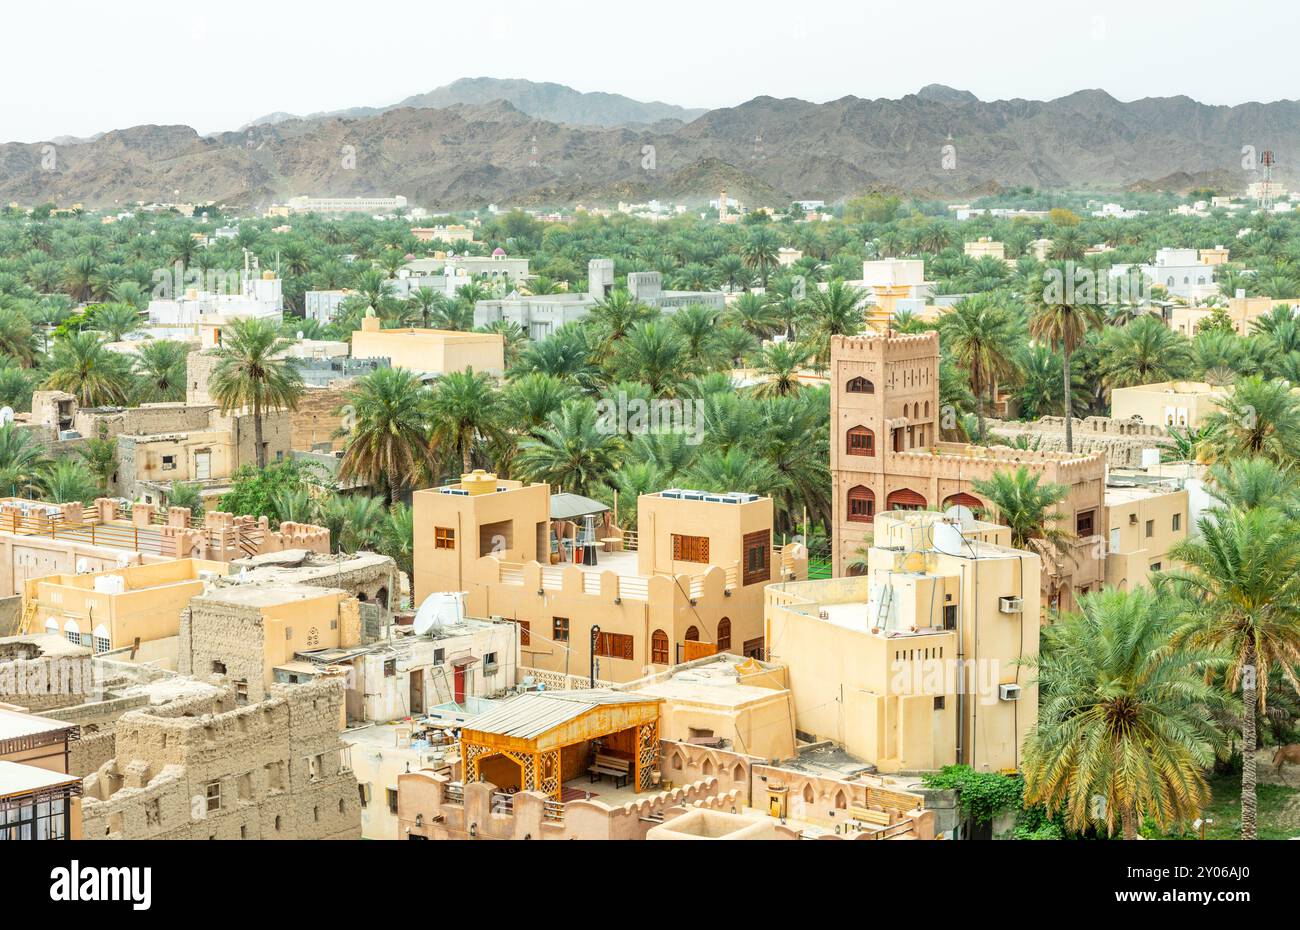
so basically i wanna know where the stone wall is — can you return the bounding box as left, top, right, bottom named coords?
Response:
left=290, top=384, right=351, bottom=452
left=177, top=601, right=265, bottom=699
left=81, top=679, right=360, bottom=840
left=988, top=416, right=1175, bottom=468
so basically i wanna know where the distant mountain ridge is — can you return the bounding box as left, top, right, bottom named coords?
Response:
left=4, top=82, right=1297, bottom=210
left=243, top=77, right=707, bottom=130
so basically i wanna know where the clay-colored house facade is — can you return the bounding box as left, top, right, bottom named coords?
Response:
left=351, top=314, right=505, bottom=376
left=25, top=558, right=230, bottom=666
left=830, top=331, right=1106, bottom=611
left=412, top=474, right=806, bottom=684
left=767, top=512, right=1040, bottom=774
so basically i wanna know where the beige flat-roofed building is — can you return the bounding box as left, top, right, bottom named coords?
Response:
left=411, top=225, right=473, bottom=243
left=627, top=656, right=796, bottom=761
left=766, top=512, right=1040, bottom=774
left=26, top=558, right=230, bottom=665
left=351, top=314, right=505, bottom=376
left=1110, top=381, right=1228, bottom=429
left=1168, top=296, right=1300, bottom=336
left=963, top=237, right=1006, bottom=261
left=1103, top=479, right=1188, bottom=590
left=179, top=582, right=361, bottom=703
left=413, top=475, right=806, bottom=684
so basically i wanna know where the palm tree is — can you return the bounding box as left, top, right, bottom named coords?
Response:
left=739, top=227, right=781, bottom=288
left=608, top=321, right=691, bottom=395
left=90, top=302, right=143, bottom=342
left=407, top=286, right=445, bottom=328
left=1023, top=588, right=1226, bottom=838
left=503, top=373, right=579, bottom=432
left=319, top=494, right=386, bottom=554
left=0, top=307, right=36, bottom=367
left=939, top=293, right=1021, bottom=439
left=338, top=367, right=435, bottom=505
left=1027, top=260, right=1103, bottom=451
left=0, top=423, right=47, bottom=496
left=207, top=318, right=304, bottom=468
left=39, top=460, right=100, bottom=505
left=681, top=448, right=784, bottom=498
left=163, top=481, right=204, bottom=519
left=1166, top=506, right=1300, bottom=839
left=132, top=340, right=189, bottom=403
left=1098, top=315, right=1194, bottom=391
left=726, top=292, right=781, bottom=339
left=427, top=369, right=503, bottom=475
left=77, top=438, right=118, bottom=492
left=378, top=503, right=415, bottom=585
left=1204, top=457, right=1299, bottom=514
left=270, top=487, right=318, bottom=525
left=41, top=331, right=135, bottom=407
left=972, top=466, right=1072, bottom=554
left=669, top=304, right=722, bottom=369
left=799, top=279, right=866, bottom=366
left=587, top=289, right=655, bottom=357
left=0, top=366, right=35, bottom=412
left=749, top=341, right=809, bottom=398
left=511, top=324, right=600, bottom=388
left=1196, top=375, right=1300, bottom=465
left=515, top=400, right=623, bottom=496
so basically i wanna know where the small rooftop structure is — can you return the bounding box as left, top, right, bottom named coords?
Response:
left=460, top=689, right=663, bottom=800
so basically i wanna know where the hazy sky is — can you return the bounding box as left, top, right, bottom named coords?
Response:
left=3, top=0, right=1296, bottom=143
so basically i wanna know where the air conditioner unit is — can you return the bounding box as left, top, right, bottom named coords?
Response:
left=999, top=683, right=1022, bottom=702
left=998, top=596, right=1024, bottom=614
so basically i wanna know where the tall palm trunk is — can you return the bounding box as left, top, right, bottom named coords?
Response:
left=1121, top=803, right=1138, bottom=840
left=1061, top=342, right=1074, bottom=453
left=1241, top=645, right=1258, bottom=840
left=253, top=396, right=265, bottom=469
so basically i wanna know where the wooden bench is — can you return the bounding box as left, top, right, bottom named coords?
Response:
left=849, top=806, right=892, bottom=827
left=588, top=753, right=632, bottom=788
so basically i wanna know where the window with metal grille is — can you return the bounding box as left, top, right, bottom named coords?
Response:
left=671, top=533, right=709, bottom=563
left=846, top=376, right=874, bottom=394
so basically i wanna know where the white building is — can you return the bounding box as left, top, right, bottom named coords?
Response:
left=287, top=195, right=409, bottom=214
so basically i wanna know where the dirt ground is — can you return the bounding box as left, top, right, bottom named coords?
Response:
left=1256, top=746, right=1300, bottom=788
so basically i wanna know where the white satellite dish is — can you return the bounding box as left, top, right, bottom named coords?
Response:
left=932, top=520, right=969, bottom=557
left=0, top=407, right=13, bottom=425
left=944, top=504, right=977, bottom=531
left=413, top=592, right=466, bottom=636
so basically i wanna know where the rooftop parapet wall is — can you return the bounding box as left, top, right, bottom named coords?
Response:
left=889, top=443, right=1106, bottom=482
left=831, top=331, right=940, bottom=361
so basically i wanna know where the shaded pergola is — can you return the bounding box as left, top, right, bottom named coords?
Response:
left=460, top=690, right=662, bottom=801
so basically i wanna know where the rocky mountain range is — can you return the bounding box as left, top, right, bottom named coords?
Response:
left=2, top=80, right=1296, bottom=211
left=243, top=77, right=707, bottom=130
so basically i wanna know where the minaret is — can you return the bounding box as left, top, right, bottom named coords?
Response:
left=718, top=188, right=729, bottom=222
